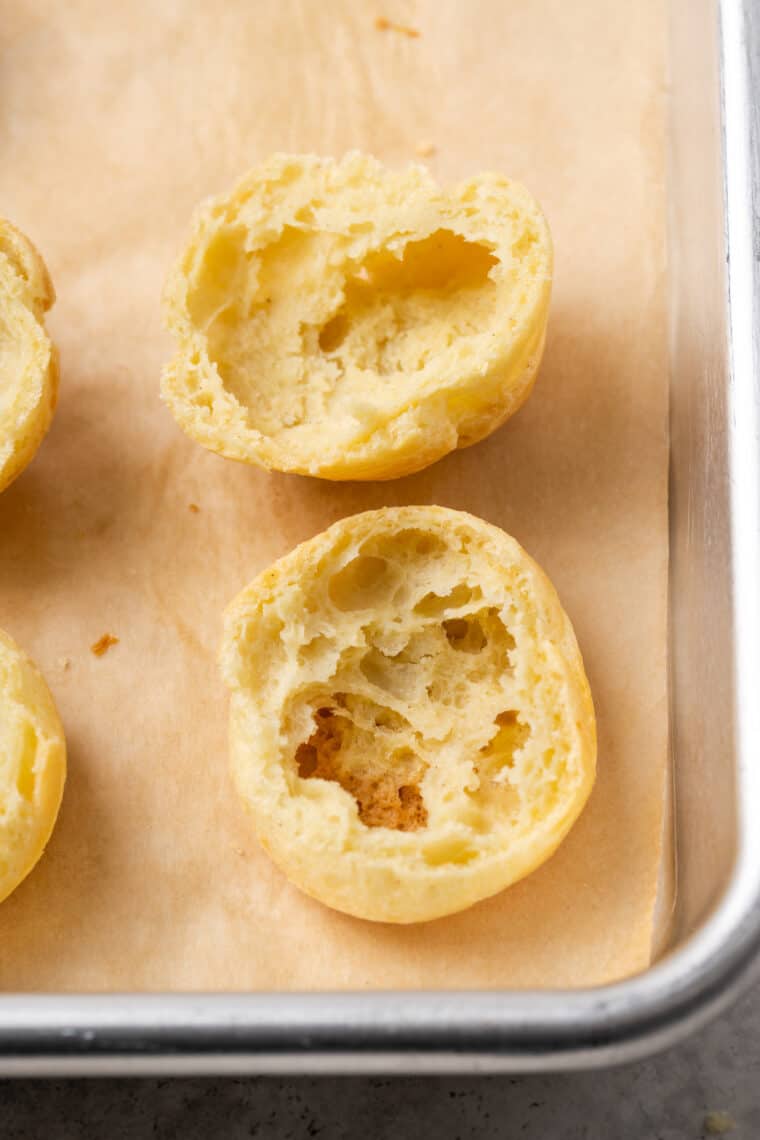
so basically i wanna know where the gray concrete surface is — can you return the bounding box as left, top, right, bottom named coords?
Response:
left=1, top=983, right=758, bottom=1138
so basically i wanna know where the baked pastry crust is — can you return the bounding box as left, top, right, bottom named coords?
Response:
left=0, top=220, right=58, bottom=493
left=163, top=153, right=552, bottom=481
left=221, top=506, right=595, bottom=923
left=0, top=628, right=66, bottom=905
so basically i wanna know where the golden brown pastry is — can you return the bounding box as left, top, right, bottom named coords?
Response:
left=0, top=628, right=66, bottom=905
left=221, top=506, right=595, bottom=923
left=163, top=153, right=552, bottom=481
left=0, top=220, right=58, bottom=493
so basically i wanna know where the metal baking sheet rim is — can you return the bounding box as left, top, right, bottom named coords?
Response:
left=2, top=0, right=759, bottom=1074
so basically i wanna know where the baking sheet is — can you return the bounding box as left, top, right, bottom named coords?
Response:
left=0, top=0, right=669, bottom=990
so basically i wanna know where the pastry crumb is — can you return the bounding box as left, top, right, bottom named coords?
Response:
left=91, top=633, right=119, bottom=657
left=57, top=656, right=72, bottom=671
left=188, top=503, right=200, bottom=513
left=233, top=847, right=246, bottom=857
left=375, top=15, right=420, bottom=37
left=415, top=140, right=436, bottom=158
left=704, top=1111, right=736, bottom=1135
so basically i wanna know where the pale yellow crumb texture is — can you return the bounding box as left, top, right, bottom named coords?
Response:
left=0, top=628, right=66, bottom=904
left=0, top=219, right=58, bottom=493
left=221, top=506, right=596, bottom=924
left=162, top=152, right=552, bottom=481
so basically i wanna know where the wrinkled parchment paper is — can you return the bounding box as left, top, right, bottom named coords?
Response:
left=0, top=0, right=668, bottom=990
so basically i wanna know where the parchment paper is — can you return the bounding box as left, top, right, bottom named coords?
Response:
left=0, top=0, right=669, bottom=990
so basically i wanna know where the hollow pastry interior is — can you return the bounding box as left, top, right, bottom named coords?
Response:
left=0, top=628, right=66, bottom=905
left=0, top=219, right=57, bottom=494
left=222, top=506, right=596, bottom=923
left=163, top=153, right=552, bottom=480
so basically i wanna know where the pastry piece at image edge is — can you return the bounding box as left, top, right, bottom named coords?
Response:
left=0, top=628, right=66, bottom=904
left=220, top=505, right=595, bottom=923
left=0, top=219, right=58, bottom=494
left=163, top=152, right=552, bottom=481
